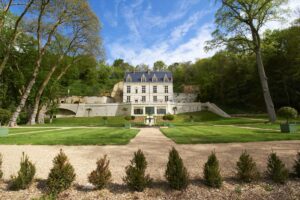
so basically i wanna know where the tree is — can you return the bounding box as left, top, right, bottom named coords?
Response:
left=135, top=63, right=149, bottom=72
left=0, top=0, right=35, bottom=75
left=208, top=0, right=287, bottom=122
left=28, top=1, right=102, bottom=125
left=153, top=60, right=166, bottom=71
left=8, top=0, right=92, bottom=127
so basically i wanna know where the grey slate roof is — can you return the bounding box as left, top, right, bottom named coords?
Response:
left=124, top=71, right=173, bottom=82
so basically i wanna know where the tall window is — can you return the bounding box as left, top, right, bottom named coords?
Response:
left=142, top=86, right=146, bottom=93
left=126, top=96, right=130, bottom=102
left=153, top=86, right=157, bottom=93
left=153, top=96, right=157, bottom=102
left=127, top=86, right=131, bottom=93
left=164, top=86, right=168, bottom=93
left=135, top=87, right=138, bottom=93
left=165, top=96, right=168, bottom=102
left=142, top=96, right=146, bottom=102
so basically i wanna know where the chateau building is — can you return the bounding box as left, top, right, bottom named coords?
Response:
left=123, top=71, right=174, bottom=116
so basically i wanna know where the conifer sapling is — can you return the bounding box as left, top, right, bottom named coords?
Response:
left=266, top=152, right=289, bottom=184
left=293, top=152, right=300, bottom=178
left=88, top=155, right=112, bottom=189
left=123, top=149, right=152, bottom=191
left=204, top=151, right=222, bottom=188
left=236, top=151, right=260, bottom=182
left=9, top=152, right=36, bottom=190
left=165, top=147, right=189, bottom=190
left=47, top=149, right=76, bottom=194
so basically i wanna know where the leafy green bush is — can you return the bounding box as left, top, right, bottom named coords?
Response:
left=0, top=108, right=11, bottom=125
left=293, top=152, right=300, bottom=178
left=123, top=149, right=152, bottom=191
left=88, top=155, right=112, bottom=189
left=47, top=150, right=76, bottom=194
left=236, top=151, right=260, bottom=182
left=102, top=116, right=108, bottom=120
left=165, top=147, right=189, bottom=190
left=0, top=153, right=3, bottom=179
left=131, top=116, right=135, bottom=120
left=163, top=114, right=174, bottom=121
left=124, top=116, right=131, bottom=121
left=266, top=152, right=289, bottom=184
left=204, top=151, right=222, bottom=188
left=9, top=153, right=36, bottom=190
left=277, top=107, right=298, bottom=124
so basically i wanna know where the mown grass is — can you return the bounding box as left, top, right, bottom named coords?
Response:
left=161, top=125, right=300, bottom=144
left=0, top=127, right=139, bottom=145
left=39, top=116, right=128, bottom=127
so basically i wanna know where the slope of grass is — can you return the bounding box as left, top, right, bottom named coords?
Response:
left=0, top=127, right=139, bottom=145
left=161, top=125, right=300, bottom=144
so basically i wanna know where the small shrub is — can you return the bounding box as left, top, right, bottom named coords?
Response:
left=165, top=147, right=189, bottom=190
left=88, top=155, right=112, bottom=189
left=47, top=149, right=76, bottom=194
left=102, top=116, right=108, bottom=120
left=0, top=108, right=11, bottom=125
left=124, top=116, right=131, bottom=121
left=236, top=151, right=260, bottom=182
left=131, top=116, right=135, bottom=120
left=277, top=107, right=298, bottom=124
left=9, top=152, right=36, bottom=190
left=163, top=114, right=174, bottom=121
left=0, top=153, right=3, bottom=179
left=204, top=151, right=222, bottom=188
left=123, top=149, right=152, bottom=191
left=266, top=152, right=289, bottom=184
left=293, top=152, right=300, bottom=178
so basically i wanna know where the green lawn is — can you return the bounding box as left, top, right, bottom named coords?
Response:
left=0, top=127, right=139, bottom=145
left=39, top=116, right=128, bottom=127
left=161, top=125, right=300, bottom=144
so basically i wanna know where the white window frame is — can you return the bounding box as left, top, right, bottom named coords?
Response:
left=127, top=86, right=131, bottom=93
left=165, top=96, right=168, bottom=102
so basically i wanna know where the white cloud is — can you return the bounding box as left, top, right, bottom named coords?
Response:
left=170, top=11, right=208, bottom=43
left=107, top=0, right=300, bottom=66
left=109, top=24, right=215, bottom=66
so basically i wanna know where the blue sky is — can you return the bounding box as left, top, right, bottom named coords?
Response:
left=89, top=0, right=300, bottom=66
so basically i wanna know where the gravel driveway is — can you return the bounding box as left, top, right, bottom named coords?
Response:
left=0, top=128, right=299, bottom=185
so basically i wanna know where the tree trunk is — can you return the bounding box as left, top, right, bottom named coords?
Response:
left=28, top=56, right=63, bottom=125
left=8, top=58, right=43, bottom=127
left=255, top=49, right=276, bottom=122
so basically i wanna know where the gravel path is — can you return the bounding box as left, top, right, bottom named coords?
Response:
left=0, top=128, right=300, bottom=199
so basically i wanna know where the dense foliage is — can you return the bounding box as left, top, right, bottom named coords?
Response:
left=88, top=155, right=112, bottom=189
left=236, top=151, right=260, bottom=182
left=123, top=149, right=152, bottom=191
left=47, top=150, right=76, bottom=194
left=9, top=153, right=36, bottom=190
left=277, top=107, right=298, bottom=123
left=165, top=147, right=189, bottom=190
left=203, top=152, right=222, bottom=188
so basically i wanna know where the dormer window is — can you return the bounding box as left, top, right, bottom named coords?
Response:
left=126, top=74, right=132, bottom=82
left=141, top=74, right=147, bottom=82
left=163, top=74, right=169, bottom=82
left=152, top=74, right=158, bottom=82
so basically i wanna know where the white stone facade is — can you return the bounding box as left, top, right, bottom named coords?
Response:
left=53, top=71, right=230, bottom=119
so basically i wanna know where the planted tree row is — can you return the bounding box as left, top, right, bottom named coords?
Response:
left=0, top=149, right=300, bottom=197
